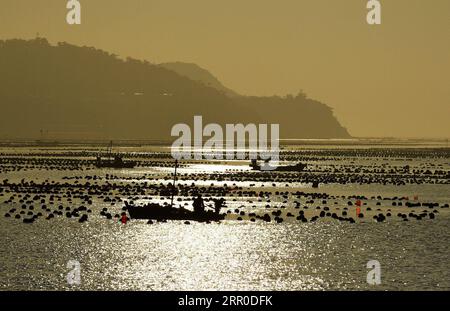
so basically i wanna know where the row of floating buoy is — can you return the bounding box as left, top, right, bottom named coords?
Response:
left=1, top=162, right=448, bottom=226
left=3, top=200, right=92, bottom=223
left=2, top=190, right=445, bottom=225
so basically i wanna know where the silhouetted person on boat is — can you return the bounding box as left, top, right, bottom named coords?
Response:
left=193, top=195, right=205, bottom=214
left=213, top=198, right=224, bottom=215
left=113, top=155, right=124, bottom=165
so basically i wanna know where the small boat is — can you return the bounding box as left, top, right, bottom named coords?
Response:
left=126, top=202, right=225, bottom=222
left=95, top=155, right=136, bottom=168
left=125, top=160, right=225, bottom=222
left=250, top=159, right=307, bottom=172
left=95, top=141, right=136, bottom=168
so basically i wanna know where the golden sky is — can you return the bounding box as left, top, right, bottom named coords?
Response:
left=0, top=0, right=449, bottom=138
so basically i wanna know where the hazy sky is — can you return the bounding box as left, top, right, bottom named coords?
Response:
left=1, top=0, right=449, bottom=138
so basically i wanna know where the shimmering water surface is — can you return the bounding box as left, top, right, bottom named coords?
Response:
left=0, top=143, right=449, bottom=290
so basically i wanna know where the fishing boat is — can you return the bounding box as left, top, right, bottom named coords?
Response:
left=125, top=160, right=225, bottom=222
left=250, top=159, right=307, bottom=172
left=95, top=141, right=136, bottom=168
left=126, top=202, right=225, bottom=222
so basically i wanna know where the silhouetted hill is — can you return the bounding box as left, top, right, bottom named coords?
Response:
left=0, top=38, right=350, bottom=140
left=159, top=62, right=239, bottom=97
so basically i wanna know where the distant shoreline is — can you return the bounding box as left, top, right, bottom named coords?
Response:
left=0, top=137, right=448, bottom=148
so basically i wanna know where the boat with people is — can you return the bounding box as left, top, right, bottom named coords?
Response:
left=126, top=202, right=225, bottom=222
left=95, top=141, right=136, bottom=168
left=124, top=160, right=226, bottom=222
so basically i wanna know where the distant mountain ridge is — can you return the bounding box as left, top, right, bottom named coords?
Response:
left=0, top=38, right=350, bottom=140
left=159, top=62, right=239, bottom=98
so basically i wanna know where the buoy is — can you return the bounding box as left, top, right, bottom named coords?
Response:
left=121, top=214, right=127, bottom=224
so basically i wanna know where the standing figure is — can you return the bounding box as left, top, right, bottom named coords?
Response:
left=213, top=198, right=224, bottom=215
left=193, top=195, right=205, bottom=214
